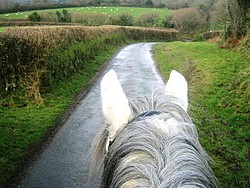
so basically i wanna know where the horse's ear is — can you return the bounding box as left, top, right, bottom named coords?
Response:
left=165, top=70, right=188, bottom=112
left=100, top=69, right=131, bottom=140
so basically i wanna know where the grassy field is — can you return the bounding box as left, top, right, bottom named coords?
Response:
left=0, top=7, right=171, bottom=20
left=153, top=41, right=250, bottom=187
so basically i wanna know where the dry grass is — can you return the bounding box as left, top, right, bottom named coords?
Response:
left=4, top=25, right=178, bottom=48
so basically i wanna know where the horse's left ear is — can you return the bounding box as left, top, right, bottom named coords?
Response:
left=100, top=69, right=131, bottom=140
left=165, top=70, right=188, bottom=112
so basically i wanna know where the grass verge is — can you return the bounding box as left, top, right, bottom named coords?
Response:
left=153, top=41, right=250, bottom=187
left=0, top=42, right=127, bottom=187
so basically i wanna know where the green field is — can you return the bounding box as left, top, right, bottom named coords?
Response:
left=154, top=42, right=250, bottom=187
left=0, top=7, right=171, bottom=20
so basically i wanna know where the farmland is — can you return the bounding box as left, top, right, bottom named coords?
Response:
left=0, top=6, right=171, bottom=20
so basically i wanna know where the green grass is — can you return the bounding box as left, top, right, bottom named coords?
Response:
left=153, top=41, right=250, bottom=187
left=0, top=42, right=127, bottom=187
left=0, top=27, right=7, bottom=32
left=0, top=7, right=171, bottom=20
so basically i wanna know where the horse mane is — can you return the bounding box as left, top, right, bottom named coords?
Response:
left=89, top=91, right=217, bottom=187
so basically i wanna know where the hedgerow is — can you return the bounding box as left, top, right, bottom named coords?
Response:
left=0, top=25, right=178, bottom=105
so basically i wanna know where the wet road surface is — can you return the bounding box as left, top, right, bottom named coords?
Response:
left=20, top=43, right=165, bottom=188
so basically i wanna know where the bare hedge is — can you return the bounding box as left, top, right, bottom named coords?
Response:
left=0, top=25, right=178, bottom=104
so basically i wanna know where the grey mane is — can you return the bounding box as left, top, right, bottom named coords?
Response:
left=89, top=91, right=217, bottom=188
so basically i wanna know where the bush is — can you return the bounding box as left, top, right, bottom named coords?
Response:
left=109, top=14, right=120, bottom=25
left=136, top=12, right=160, bottom=27
left=117, top=12, right=134, bottom=26
left=162, top=15, right=174, bottom=28
left=172, top=7, right=206, bottom=34
left=241, top=31, right=250, bottom=50
left=109, top=13, right=134, bottom=26
left=28, top=12, right=41, bottom=22
left=56, top=9, right=71, bottom=23
left=123, top=27, right=178, bottom=41
left=145, top=0, right=153, bottom=7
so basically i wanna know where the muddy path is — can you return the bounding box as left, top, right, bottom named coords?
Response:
left=20, top=43, right=165, bottom=188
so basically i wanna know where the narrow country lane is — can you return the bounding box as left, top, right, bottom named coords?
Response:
left=20, top=43, right=165, bottom=188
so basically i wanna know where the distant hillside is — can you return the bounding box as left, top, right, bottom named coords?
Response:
left=0, top=0, right=209, bottom=14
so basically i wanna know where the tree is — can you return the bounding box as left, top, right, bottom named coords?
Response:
left=94, top=0, right=102, bottom=5
left=62, top=9, right=71, bottom=22
left=225, top=0, right=250, bottom=39
left=32, top=0, right=53, bottom=5
left=28, top=12, right=42, bottom=21
left=69, top=0, right=80, bottom=6
left=196, top=0, right=215, bottom=31
left=0, top=0, right=14, bottom=13
left=56, top=9, right=71, bottom=22
left=163, top=0, right=195, bottom=9
left=145, top=0, right=153, bottom=7
left=211, top=0, right=228, bottom=29
left=172, top=7, right=206, bottom=34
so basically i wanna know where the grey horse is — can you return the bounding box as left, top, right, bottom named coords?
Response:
left=89, top=69, right=217, bottom=188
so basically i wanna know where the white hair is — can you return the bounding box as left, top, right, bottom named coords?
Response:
left=89, top=70, right=218, bottom=188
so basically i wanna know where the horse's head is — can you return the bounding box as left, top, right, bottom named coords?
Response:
left=89, top=69, right=217, bottom=188
left=101, top=69, right=188, bottom=142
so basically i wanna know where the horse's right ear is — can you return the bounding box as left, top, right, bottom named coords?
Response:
left=165, top=70, right=188, bottom=112
left=100, top=69, right=131, bottom=141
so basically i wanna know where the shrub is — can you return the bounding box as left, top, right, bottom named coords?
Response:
left=109, top=14, right=120, bottom=25
left=136, top=12, right=160, bottom=27
left=28, top=12, right=41, bottom=22
left=123, top=26, right=178, bottom=41
left=117, top=12, right=134, bottom=26
left=56, top=9, right=71, bottom=23
left=172, top=7, right=206, bottom=33
left=109, top=13, right=134, bottom=26
left=162, top=15, right=174, bottom=28
left=241, top=31, right=250, bottom=50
